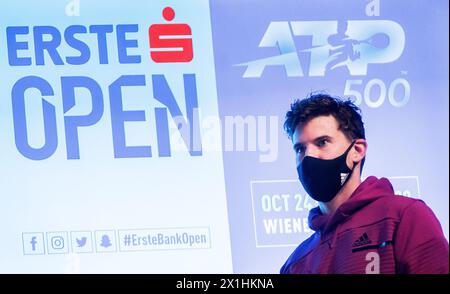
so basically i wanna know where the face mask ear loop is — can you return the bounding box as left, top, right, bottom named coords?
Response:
left=349, top=139, right=358, bottom=170
left=341, top=140, right=357, bottom=189
left=346, top=139, right=357, bottom=154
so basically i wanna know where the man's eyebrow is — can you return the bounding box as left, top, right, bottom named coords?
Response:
left=313, top=135, right=332, bottom=143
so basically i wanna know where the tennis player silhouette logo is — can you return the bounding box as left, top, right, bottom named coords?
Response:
left=236, top=19, right=403, bottom=78
left=326, top=20, right=390, bottom=74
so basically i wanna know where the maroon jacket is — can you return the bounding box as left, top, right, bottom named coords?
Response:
left=280, top=176, right=449, bottom=274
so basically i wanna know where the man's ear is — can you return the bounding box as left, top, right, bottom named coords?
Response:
left=353, top=139, right=367, bottom=163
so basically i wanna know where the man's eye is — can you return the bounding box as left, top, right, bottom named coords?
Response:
left=317, top=139, right=328, bottom=147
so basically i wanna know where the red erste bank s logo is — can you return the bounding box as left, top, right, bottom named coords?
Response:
left=149, top=7, right=193, bottom=63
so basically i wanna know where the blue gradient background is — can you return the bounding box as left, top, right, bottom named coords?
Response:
left=210, top=0, right=449, bottom=273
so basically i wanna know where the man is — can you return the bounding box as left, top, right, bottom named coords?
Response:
left=280, top=93, right=449, bottom=274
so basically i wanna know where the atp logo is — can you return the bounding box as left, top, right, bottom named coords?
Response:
left=236, top=20, right=405, bottom=77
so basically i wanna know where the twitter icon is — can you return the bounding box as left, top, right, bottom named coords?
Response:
left=76, top=237, right=87, bottom=247
left=71, top=231, right=93, bottom=253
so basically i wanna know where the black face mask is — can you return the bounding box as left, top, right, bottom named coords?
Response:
left=297, top=140, right=356, bottom=203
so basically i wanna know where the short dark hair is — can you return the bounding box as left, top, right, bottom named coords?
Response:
left=284, top=93, right=366, bottom=168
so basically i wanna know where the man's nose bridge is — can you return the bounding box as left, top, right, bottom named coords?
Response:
left=304, top=144, right=317, bottom=157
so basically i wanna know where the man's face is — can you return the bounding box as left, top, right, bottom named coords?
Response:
left=292, top=115, right=353, bottom=167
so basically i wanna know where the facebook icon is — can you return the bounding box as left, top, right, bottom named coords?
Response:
left=22, top=232, right=45, bottom=255
left=30, top=237, right=37, bottom=251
